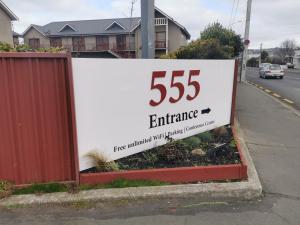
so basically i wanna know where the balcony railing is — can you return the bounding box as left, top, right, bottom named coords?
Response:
left=155, top=41, right=166, bottom=49
left=46, top=41, right=167, bottom=52
left=155, top=18, right=167, bottom=26
left=96, top=44, right=109, bottom=51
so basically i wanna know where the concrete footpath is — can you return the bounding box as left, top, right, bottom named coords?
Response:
left=1, top=83, right=300, bottom=225
left=237, top=83, right=300, bottom=199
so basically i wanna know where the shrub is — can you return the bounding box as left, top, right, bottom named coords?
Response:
left=85, top=150, right=119, bottom=172
left=15, top=44, right=31, bottom=52
left=0, top=42, right=66, bottom=53
left=0, top=180, right=13, bottom=199
left=0, top=42, right=13, bottom=52
left=182, top=136, right=202, bottom=149
left=247, top=57, right=259, bottom=67
left=213, top=126, right=228, bottom=138
left=176, top=39, right=232, bottom=59
left=200, top=22, right=243, bottom=58
left=157, top=140, right=189, bottom=162
left=160, top=52, right=177, bottom=59
left=196, top=131, right=213, bottom=143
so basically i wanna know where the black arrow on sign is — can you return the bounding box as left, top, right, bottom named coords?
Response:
left=201, top=108, right=211, bottom=114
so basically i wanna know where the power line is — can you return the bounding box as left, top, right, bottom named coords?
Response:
left=233, top=0, right=240, bottom=26
left=229, top=0, right=236, bottom=28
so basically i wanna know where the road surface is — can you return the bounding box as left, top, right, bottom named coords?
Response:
left=246, top=68, right=300, bottom=109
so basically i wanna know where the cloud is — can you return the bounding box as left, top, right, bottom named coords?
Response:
left=7, top=0, right=300, bottom=48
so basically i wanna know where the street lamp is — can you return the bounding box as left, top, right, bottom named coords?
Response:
left=229, top=20, right=242, bottom=29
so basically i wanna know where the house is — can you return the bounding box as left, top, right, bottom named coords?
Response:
left=12, top=31, right=20, bottom=46
left=0, top=0, right=18, bottom=45
left=22, top=8, right=190, bottom=58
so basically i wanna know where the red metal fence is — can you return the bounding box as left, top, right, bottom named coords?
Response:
left=0, top=53, right=78, bottom=185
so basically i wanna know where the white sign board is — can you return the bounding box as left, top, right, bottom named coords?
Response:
left=72, top=59, right=235, bottom=171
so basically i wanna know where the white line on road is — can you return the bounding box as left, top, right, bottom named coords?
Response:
left=283, top=99, right=294, bottom=104
left=265, top=89, right=271, bottom=93
left=285, top=76, right=300, bottom=80
left=273, top=93, right=281, bottom=98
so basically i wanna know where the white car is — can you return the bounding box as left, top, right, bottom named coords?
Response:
left=259, top=64, right=284, bottom=79
left=259, top=63, right=271, bottom=70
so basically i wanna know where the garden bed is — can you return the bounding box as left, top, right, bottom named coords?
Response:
left=80, top=125, right=247, bottom=185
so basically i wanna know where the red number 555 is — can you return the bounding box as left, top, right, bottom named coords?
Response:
left=149, top=70, right=200, bottom=107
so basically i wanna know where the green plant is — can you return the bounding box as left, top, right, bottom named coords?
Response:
left=183, top=136, right=202, bottom=149
left=176, top=39, right=232, bottom=59
left=229, top=139, right=237, bottom=148
left=196, top=132, right=213, bottom=143
left=0, top=42, right=13, bottom=52
left=247, top=57, right=259, bottom=67
left=85, top=150, right=119, bottom=172
left=80, top=179, right=169, bottom=190
left=261, top=50, right=269, bottom=63
left=160, top=52, right=177, bottom=59
left=0, top=180, right=13, bottom=199
left=157, top=140, right=189, bottom=162
left=201, top=22, right=243, bottom=57
left=37, top=47, right=66, bottom=53
left=13, top=183, right=68, bottom=195
left=15, top=44, right=31, bottom=52
left=0, top=42, right=66, bottom=53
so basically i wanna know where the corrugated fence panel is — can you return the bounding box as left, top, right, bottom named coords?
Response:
left=0, top=53, right=78, bottom=185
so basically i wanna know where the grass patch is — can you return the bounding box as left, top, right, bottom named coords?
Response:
left=13, top=183, right=68, bottom=195
left=80, top=179, right=169, bottom=191
left=11, top=179, right=168, bottom=195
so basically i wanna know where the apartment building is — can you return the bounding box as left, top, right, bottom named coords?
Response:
left=22, top=8, right=190, bottom=58
left=0, top=0, right=18, bottom=45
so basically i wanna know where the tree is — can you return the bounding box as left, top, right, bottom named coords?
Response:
left=247, top=57, right=258, bottom=67
left=270, top=57, right=285, bottom=65
left=161, top=22, right=243, bottom=60
left=175, top=39, right=232, bottom=59
left=200, top=22, right=243, bottom=57
left=281, top=39, right=297, bottom=57
left=261, top=51, right=269, bottom=63
left=275, top=39, right=297, bottom=62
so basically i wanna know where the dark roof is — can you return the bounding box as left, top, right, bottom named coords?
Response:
left=22, top=8, right=190, bottom=39
left=24, top=17, right=141, bottom=37
left=0, top=0, right=18, bottom=20
left=13, top=31, right=20, bottom=37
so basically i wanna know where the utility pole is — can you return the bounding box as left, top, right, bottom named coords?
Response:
left=141, top=0, right=155, bottom=59
left=240, top=0, right=253, bottom=82
left=259, top=43, right=262, bottom=66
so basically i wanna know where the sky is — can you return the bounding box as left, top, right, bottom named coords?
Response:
left=5, top=0, right=300, bottom=49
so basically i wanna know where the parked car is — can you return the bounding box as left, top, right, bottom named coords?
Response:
left=259, top=64, right=284, bottom=79
left=286, top=63, right=295, bottom=69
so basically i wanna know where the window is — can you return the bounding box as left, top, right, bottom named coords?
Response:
left=59, top=24, right=77, bottom=32
left=28, top=38, right=40, bottom=49
left=96, top=36, right=109, bottom=50
left=116, top=35, right=126, bottom=50
left=270, top=65, right=281, bottom=70
left=50, top=38, right=62, bottom=48
left=155, top=32, right=166, bottom=48
left=105, top=21, right=125, bottom=31
left=72, top=37, right=85, bottom=51
left=128, top=34, right=135, bottom=50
